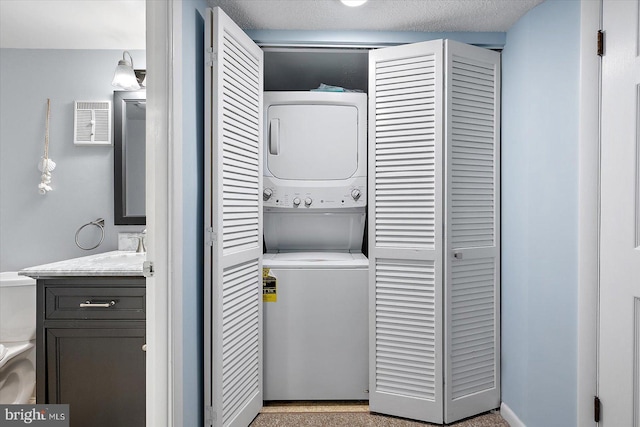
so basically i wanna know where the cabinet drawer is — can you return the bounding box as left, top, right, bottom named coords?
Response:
left=45, top=287, right=145, bottom=320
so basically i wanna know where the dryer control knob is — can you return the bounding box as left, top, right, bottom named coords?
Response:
left=304, top=197, right=313, bottom=207
left=293, top=197, right=301, bottom=206
left=263, top=188, right=273, bottom=201
left=351, top=189, right=361, bottom=200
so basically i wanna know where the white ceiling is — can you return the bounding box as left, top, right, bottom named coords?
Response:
left=209, top=0, right=544, bottom=32
left=0, top=0, right=146, bottom=49
left=0, top=0, right=544, bottom=50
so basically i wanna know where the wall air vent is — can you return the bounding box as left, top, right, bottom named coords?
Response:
left=74, top=101, right=111, bottom=145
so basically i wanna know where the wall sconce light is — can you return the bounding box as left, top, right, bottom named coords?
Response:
left=340, top=0, right=368, bottom=6
left=112, top=51, right=143, bottom=90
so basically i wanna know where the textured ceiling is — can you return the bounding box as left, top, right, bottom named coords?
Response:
left=0, top=0, right=145, bottom=49
left=208, top=0, right=544, bottom=32
left=0, top=0, right=544, bottom=49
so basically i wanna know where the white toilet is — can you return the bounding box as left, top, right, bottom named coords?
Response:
left=0, top=272, right=36, bottom=404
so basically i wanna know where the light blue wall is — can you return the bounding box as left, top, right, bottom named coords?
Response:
left=181, top=0, right=208, bottom=426
left=0, top=49, right=145, bottom=271
left=501, top=1, right=580, bottom=426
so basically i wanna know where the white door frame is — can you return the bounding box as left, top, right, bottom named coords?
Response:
left=577, top=1, right=601, bottom=427
left=145, top=0, right=603, bottom=425
left=146, top=0, right=184, bottom=426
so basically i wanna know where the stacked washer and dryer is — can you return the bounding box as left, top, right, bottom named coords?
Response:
left=262, top=91, right=369, bottom=400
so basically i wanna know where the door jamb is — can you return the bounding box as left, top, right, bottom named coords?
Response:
left=577, top=1, right=601, bottom=426
left=146, top=0, right=184, bottom=426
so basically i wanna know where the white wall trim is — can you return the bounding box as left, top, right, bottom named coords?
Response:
left=146, top=0, right=177, bottom=425
left=577, top=1, right=601, bottom=427
left=500, top=402, right=527, bottom=427
left=170, top=0, right=184, bottom=425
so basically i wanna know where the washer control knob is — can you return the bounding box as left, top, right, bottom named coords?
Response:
left=293, top=197, right=301, bottom=207
left=351, top=189, right=362, bottom=201
left=263, top=188, right=273, bottom=201
left=304, top=197, right=313, bottom=207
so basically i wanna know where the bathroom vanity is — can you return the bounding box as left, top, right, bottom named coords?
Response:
left=20, top=251, right=146, bottom=427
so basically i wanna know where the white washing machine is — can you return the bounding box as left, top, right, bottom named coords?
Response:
left=262, top=91, right=369, bottom=400
left=263, top=252, right=368, bottom=400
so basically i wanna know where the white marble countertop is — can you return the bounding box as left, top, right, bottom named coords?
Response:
left=19, top=250, right=145, bottom=278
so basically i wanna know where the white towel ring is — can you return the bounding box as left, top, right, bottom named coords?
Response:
left=75, top=218, right=105, bottom=250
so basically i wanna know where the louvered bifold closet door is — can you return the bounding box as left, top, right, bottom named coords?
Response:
left=368, top=40, right=445, bottom=424
left=443, top=41, right=500, bottom=424
left=204, top=8, right=263, bottom=427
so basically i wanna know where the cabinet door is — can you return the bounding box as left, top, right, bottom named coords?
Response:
left=46, top=327, right=146, bottom=427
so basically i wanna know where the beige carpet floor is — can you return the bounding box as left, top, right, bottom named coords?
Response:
left=250, top=402, right=509, bottom=427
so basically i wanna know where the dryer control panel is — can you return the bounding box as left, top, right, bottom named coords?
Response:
left=262, top=177, right=366, bottom=209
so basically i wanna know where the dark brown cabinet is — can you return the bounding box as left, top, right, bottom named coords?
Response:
left=36, top=277, right=146, bottom=427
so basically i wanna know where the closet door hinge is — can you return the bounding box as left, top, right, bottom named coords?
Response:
left=206, top=227, right=217, bottom=246
left=205, top=406, right=216, bottom=426
left=597, top=30, right=604, bottom=56
left=206, top=48, right=218, bottom=67
left=142, top=261, right=154, bottom=277
left=594, top=395, right=601, bottom=423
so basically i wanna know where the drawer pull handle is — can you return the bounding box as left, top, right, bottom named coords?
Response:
left=79, top=300, right=116, bottom=308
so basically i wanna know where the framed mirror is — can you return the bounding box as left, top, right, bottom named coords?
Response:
left=114, top=90, right=146, bottom=225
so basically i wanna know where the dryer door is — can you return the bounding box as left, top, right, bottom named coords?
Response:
left=266, top=103, right=359, bottom=180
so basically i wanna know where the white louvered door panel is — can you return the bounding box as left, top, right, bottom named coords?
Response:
left=443, top=40, right=500, bottom=423
left=368, top=40, right=445, bottom=424
left=205, top=8, right=263, bottom=427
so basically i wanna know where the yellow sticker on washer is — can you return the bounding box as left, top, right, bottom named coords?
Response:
left=262, top=268, right=277, bottom=302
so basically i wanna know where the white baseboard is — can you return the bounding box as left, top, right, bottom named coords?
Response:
left=501, top=402, right=526, bottom=427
